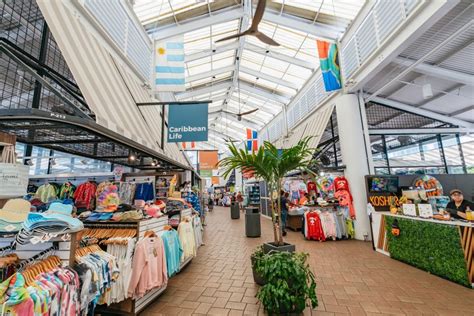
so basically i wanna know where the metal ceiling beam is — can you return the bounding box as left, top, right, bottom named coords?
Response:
left=208, top=112, right=261, bottom=130
left=239, top=66, right=299, bottom=90
left=239, top=82, right=290, bottom=104
left=392, top=57, right=474, bottom=86
left=187, top=65, right=235, bottom=82
left=449, top=105, right=474, bottom=118
left=229, top=96, right=281, bottom=114
left=186, top=41, right=240, bottom=62
left=175, top=81, right=231, bottom=99
left=222, top=0, right=251, bottom=121
left=369, top=96, right=474, bottom=129
left=210, top=121, right=248, bottom=136
left=245, top=43, right=315, bottom=69
left=262, top=9, right=339, bottom=41
left=366, top=20, right=474, bottom=102
left=210, top=109, right=268, bottom=126
left=149, top=7, right=245, bottom=40
left=369, top=128, right=472, bottom=135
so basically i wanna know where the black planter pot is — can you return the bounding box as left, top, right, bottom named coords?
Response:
left=250, top=257, right=265, bottom=286
left=263, top=242, right=295, bottom=254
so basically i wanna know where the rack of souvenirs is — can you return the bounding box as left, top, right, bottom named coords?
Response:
left=0, top=186, right=204, bottom=315
left=283, top=175, right=356, bottom=241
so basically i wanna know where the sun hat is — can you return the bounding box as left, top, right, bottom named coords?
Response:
left=46, top=202, right=73, bottom=216
left=449, top=189, right=463, bottom=195
left=0, top=199, right=31, bottom=223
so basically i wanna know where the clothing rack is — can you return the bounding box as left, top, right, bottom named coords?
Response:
left=88, top=217, right=169, bottom=316
left=17, top=245, right=57, bottom=270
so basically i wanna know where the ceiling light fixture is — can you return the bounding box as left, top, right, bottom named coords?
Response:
left=422, top=83, right=433, bottom=99
left=128, top=153, right=136, bottom=161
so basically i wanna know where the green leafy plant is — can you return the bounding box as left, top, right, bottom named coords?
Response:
left=219, top=137, right=314, bottom=245
left=255, top=251, right=318, bottom=314
left=385, top=216, right=470, bottom=287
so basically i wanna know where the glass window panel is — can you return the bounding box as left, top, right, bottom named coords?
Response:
left=460, top=134, right=474, bottom=173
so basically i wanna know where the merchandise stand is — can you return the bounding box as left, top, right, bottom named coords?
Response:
left=92, top=211, right=196, bottom=315
left=0, top=232, right=77, bottom=266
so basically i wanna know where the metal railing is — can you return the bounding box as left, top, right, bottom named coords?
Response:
left=340, top=0, right=421, bottom=81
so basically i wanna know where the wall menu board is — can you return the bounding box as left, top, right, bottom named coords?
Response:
left=365, top=175, right=401, bottom=212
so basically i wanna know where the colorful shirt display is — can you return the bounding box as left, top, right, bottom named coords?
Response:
left=127, top=237, right=168, bottom=299
left=160, top=230, right=183, bottom=277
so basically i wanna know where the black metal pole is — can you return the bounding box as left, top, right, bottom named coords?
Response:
left=137, top=101, right=212, bottom=106
left=437, top=134, right=448, bottom=174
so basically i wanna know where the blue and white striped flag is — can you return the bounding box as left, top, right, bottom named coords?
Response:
left=154, top=36, right=185, bottom=92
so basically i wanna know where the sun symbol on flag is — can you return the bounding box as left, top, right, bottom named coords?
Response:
left=157, top=47, right=166, bottom=55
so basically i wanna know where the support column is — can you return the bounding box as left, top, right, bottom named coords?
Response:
left=335, top=94, right=372, bottom=240
left=235, top=168, right=243, bottom=193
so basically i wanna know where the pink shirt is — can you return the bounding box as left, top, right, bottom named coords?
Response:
left=127, top=237, right=168, bottom=298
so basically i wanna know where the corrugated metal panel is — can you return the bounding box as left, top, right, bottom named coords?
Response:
left=399, top=1, right=473, bottom=64
left=374, top=0, right=403, bottom=40
left=36, top=0, right=190, bottom=168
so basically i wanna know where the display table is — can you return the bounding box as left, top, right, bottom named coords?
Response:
left=287, top=213, right=303, bottom=231
left=372, top=212, right=473, bottom=288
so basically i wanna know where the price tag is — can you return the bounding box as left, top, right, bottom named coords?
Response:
left=61, top=233, right=70, bottom=242
left=4, top=224, right=16, bottom=232
left=30, top=236, right=41, bottom=245
left=41, top=234, right=52, bottom=243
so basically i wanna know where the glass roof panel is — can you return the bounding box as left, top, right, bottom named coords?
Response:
left=274, top=0, right=365, bottom=21
left=133, top=0, right=365, bottom=148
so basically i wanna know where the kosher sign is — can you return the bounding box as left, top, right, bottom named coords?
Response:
left=167, top=103, right=208, bottom=142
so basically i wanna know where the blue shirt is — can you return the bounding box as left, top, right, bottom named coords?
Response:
left=161, top=230, right=183, bottom=277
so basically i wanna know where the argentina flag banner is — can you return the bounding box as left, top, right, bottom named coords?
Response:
left=154, top=36, right=185, bottom=92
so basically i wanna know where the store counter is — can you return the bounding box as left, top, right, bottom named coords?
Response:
left=372, top=212, right=473, bottom=288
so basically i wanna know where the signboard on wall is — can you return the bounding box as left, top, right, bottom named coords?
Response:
left=199, top=151, right=218, bottom=170
left=167, top=103, right=208, bottom=142
left=365, top=175, right=401, bottom=212
left=199, top=169, right=212, bottom=178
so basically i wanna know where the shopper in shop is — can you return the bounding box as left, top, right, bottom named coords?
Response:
left=446, top=189, right=473, bottom=220
left=280, top=191, right=290, bottom=236
left=236, top=191, right=243, bottom=211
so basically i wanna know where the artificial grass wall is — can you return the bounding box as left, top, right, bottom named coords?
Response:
left=384, top=216, right=471, bottom=287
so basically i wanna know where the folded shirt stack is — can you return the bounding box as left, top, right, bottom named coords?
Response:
left=16, top=202, right=84, bottom=245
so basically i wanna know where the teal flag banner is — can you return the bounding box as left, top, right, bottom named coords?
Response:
left=167, top=103, right=208, bottom=142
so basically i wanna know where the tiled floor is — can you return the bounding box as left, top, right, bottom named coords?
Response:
left=142, top=207, right=474, bottom=315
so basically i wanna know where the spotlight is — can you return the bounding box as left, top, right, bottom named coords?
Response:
left=151, top=159, right=159, bottom=167
left=49, top=158, right=56, bottom=165
left=26, top=159, right=34, bottom=166
left=319, top=171, right=325, bottom=177
left=129, top=153, right=136, bottom=161
left=80, top=159, right=88, bottom=165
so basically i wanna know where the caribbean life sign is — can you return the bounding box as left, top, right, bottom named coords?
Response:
left=167, top=103, right=208, bottom=142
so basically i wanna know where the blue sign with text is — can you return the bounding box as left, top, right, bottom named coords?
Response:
left=167, top=103, right=208, bottom=142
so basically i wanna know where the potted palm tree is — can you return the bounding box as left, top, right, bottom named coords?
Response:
left=219, top=137, right=314, bottom=253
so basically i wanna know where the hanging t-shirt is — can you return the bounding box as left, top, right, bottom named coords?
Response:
left=134, top=183, right=155, bottom=202
left=35, top=184, right=57, bottom=203
left=160, top=230, right=183, bottom=277
left=307, top=181, right=317, bottom=194
left=305, top=212, right=325, bottom=241
left=334, top=176, right=350, bottom=192
left=178, top=220, right=196, bottom=261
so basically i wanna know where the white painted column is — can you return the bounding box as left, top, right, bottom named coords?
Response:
left=335, top=94, right=372, bottom=240
left=235, top=168, right=243, bottom=193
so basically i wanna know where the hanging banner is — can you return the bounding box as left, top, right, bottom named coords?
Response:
left=199, top=151, right=218, bottom=170
left=154, top=36, right=185, bottom=92
left=317, top=40, right=341, bottom=92
left=246, top=128, right=258, bottom=152
left=212, top=176, right=220, bottom=185
left=167, top=103, right=208, bottom=142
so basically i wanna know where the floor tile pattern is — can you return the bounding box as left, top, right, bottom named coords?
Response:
left=142, top=207, right=474, bottom=315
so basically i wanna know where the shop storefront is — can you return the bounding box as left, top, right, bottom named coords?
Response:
left=367, top=175, right=474, bottom=288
